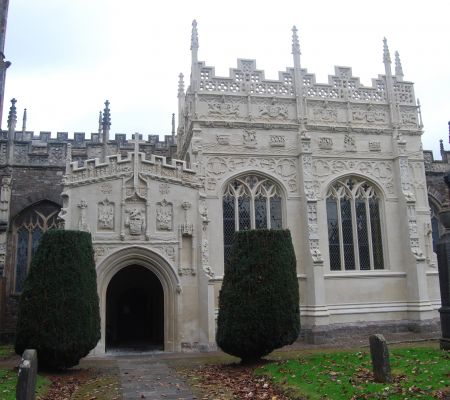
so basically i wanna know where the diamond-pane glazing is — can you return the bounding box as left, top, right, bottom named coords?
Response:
left=327, top=198, right=341, bottom=270
left=356, top=199, right=370, bottom=270
left=270, top=195, right=282, bottom=229
left=238, top=195, right=251, bottom=231
left=223, top=195, right=236, bottom=264
left=370, top=198, right=384, bottom=269
left=255, top=195, right=267, bottom=229
left=223, top=175, right=283, bottom=264
left=341, top=198, right=355, bottom=270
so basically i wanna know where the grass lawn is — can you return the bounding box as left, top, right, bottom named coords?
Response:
left=257, top=346, right=449, bottom=399
left=0, top=368, right=51, bottom=400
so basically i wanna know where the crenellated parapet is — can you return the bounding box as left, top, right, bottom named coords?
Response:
left=0, top=130, right=177, bottom=167
left=65, top=150, right=197, bottom=187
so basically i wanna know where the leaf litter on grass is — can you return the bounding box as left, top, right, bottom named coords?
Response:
left=256, top=347, right=450, bottom=400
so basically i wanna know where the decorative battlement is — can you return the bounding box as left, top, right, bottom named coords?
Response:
left=198, top=59, right=295, bottom=96
left=66, top=151, right=196, bottom=185
left=0, top=130, right=177, bottom=167
left=196, top=60, right=414, bottom=104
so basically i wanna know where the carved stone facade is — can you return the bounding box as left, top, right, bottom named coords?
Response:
left=0, top=22, right=444, bottom=349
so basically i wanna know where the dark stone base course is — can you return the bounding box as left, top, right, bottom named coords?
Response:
left=300, top=319, right=441, bottom=345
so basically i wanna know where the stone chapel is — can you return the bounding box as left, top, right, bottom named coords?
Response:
left=0, top=20, right=445, bottom=354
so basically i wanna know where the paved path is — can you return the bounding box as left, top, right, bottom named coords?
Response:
left=117, top=358, right=196, bottom=400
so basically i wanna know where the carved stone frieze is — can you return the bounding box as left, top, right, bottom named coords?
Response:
left=49, top=146, right=64, bottom=162
left=205, top=156, right=298, bottom=193
left=401, top=111, right=418, bottom=126
left=258, top=104, right=288, bottom=120
left=14, top=145, right=28, bottom=163
left=313, top=159, right=395, bottom=195
left=312, top=105, right=338, bottom=123
left=208, top=101, right=240, bottom=118
left=352, top=106, right=386, bottom=124
left=97, top=199, right=114, bottom=230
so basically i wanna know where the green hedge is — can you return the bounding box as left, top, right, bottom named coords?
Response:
left=216, top=229, right=300, bottom=363
left=15, top=230, right=100, bottom=369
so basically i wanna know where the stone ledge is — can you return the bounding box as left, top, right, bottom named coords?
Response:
left=300, top=319, right=441, bottom=345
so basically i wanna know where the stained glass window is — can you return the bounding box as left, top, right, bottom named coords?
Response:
left=223, top=175, right=283, bottom=264
left=326, top=178, right=384, bottom=271
left=13, top=201, right=60, bottom=292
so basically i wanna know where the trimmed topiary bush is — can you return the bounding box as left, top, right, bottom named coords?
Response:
left=216, top=229, right=300, bottom=363
left=15, top=230, right=100, bottom=369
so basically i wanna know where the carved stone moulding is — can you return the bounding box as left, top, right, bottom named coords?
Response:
left=199, top=120, right=298, bottom=131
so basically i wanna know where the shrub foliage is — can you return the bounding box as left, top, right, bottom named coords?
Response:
left=15, top=230, right=100, bottom=369
left=216, top=229, right=300, bottom=363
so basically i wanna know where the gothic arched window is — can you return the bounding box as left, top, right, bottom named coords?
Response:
left=13, top=201, right=60, bottom=293
left=326, top=177, right=384, bottom=271
left=222, top=174, right=283, bottom=262
left=430, top=202, right=441, bottom=252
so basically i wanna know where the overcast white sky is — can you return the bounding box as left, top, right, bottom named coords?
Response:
left=3, top=0, right=449, bottom=157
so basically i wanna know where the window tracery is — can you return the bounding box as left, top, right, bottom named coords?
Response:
left=222, top=175, right=283, bottom=262
left=13, top=201, right=60, bottom=292
left=326, top=178, right=384, bottom=271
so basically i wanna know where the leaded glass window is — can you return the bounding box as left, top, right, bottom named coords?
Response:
left=223, top=175, right=283, bottom=263
left=326, top=178, right=384, bottom=271
left=13, top=201, right=60, bottom=292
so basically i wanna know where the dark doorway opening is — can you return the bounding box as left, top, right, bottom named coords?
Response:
left=106, top=265, right=164, bottom=351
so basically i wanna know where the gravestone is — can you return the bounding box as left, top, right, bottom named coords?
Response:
left=16, top=349, right=38, bottom=400
left=369, top=334, right=392, bottom=383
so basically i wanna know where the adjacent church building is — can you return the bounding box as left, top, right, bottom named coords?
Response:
left=0, top=21, right=445, bottom=354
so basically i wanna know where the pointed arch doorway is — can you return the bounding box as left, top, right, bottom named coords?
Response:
left=106, top=265, right=164, bottom=351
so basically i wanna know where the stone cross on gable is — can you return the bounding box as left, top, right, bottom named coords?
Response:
left=132, top=133, right=145, bottom=190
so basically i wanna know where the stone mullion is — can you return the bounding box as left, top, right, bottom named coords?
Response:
left=365, top=198, right=375, bottom=270
left=351, top=196, right=360, bottom=270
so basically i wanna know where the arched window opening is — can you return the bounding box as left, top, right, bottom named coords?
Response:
left=326, top=178, right=384, bottom=271
left=13, top=201, right=60, bottom=293
left=430, top=203, right=441, bottom=252
left=223, top=175, right=283, bottom=262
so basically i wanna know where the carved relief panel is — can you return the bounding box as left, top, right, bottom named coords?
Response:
left=156, top=199, right=173, bottom=231
left=97, top=199, right=114, bottom=230
left=124, top=204, right=145, bottom=236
